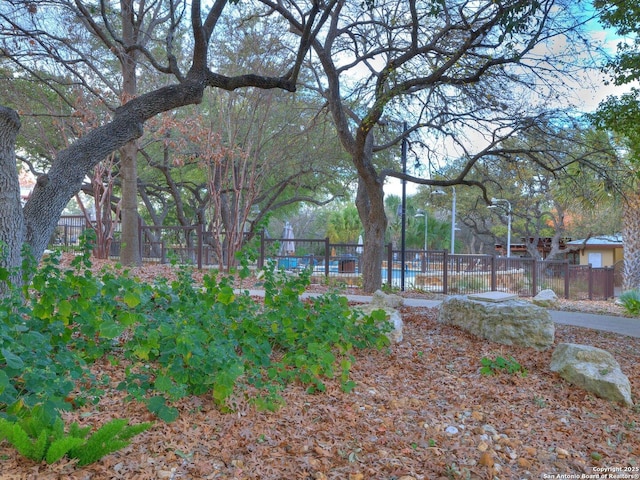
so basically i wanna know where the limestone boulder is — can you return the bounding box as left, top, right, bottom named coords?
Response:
left=437, top=294, right=554, bottom=350
left=372, top=290, right=404, bottom=309
left=532, top=289, right=559, bottom=308
left=358, top=290, right=404, bottom=343
left=550, top=343, right=633, bottom=406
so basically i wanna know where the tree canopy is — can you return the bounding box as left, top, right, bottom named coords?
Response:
left=592, top=0, right=640, bottom=290
left=0, top=0, right=331, bottom=273
left=0, top=0, right=630, bottom=291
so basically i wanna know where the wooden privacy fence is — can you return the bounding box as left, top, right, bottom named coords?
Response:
left=53, top=218, right=616, bottom=300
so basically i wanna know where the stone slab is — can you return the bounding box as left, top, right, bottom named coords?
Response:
left=468, top=291, right=519, bottom=303
left=438, top=295, right=555, bottom=350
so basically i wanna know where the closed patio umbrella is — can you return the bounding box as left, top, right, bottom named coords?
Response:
left=282, top=221, right=295, bottom=255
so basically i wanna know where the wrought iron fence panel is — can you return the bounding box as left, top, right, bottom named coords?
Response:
left=51, top=218, right=616, bottom=300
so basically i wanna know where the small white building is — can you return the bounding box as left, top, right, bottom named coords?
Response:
left=565, top=235, right=623, bottom=268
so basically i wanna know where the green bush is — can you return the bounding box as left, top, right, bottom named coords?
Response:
left=619, top=290, right=640, bottom=317
left=1, top=233, right=391, bottom=426
left=119, top=261, right=391, bottom=418
left=0, top=407, right=151, bottom=465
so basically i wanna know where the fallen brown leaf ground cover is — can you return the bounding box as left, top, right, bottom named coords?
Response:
left=1, top=259, right=638, bottom=480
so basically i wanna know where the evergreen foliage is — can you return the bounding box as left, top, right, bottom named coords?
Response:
left=619, top=290, right=640, bottom=317
left=0, top=407, right=151, bottom=465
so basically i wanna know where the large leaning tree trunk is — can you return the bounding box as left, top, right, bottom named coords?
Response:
left=622, top=189, right=640, bottom=291
left=0, top=107, right=24, bottom=281
left=0, top=76, right=294, bottom=275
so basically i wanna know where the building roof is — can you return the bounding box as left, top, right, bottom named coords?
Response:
left=565, top=234, right=623, bottom=248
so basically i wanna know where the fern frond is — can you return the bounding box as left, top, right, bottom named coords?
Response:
left=69, top=419, right=151, bottom=466
left=31, top=429, right=49, bottom=462
left=45, top=437, right=85, bottom=463
left=8, top=424, right=32, bottom=458
left=72, top=439, right=129, bottom=466
left=116, top=422, right=152, bottom=442
left=68, top=422, right=91, bottom=439
left=0, top=418, right=13, bottom=439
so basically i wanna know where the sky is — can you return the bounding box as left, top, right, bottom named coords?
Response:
left=383, top=9, right=630, bottom=200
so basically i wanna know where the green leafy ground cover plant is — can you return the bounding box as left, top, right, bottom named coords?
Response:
left=1, top=234, right=391, bottom=428
left=119, top=260, right=391, bottom=419
left=479, top=355, right=527, bottom=377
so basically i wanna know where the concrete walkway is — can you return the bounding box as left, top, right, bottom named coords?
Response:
left=244, top=290, right=640, bottom=339
left=547, top=310, right=640, bottom=338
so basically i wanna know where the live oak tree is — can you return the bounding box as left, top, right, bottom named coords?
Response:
left=437, top=121, right=624, bottom=259
left=592, top=1, right=640, bottom=290
left=0, top=0, right=330, bottom=276
left=134, top=82, right=349, bottom=270
left=266, top=0, right=600, bottom=292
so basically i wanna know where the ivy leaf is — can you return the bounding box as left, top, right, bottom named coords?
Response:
left=57, top=300, right=72, bottom=322
left=99, top=321, right=125, bottom=340
left=216, top=286, right=236, bottom=305
left=123, top=291, right=141, bottom=308
left=154, top=375, right=173, bottom=394
left=117, top=311, right=140, bottom=327
left=146, top=396, right=179, bottom=423
left=1, top=348, right=24, bottom=369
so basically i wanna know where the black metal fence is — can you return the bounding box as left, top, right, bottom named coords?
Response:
left=52, top=218, right=616, bottom=300
left=51, top=215, right=88, bottom=246
left=260, top=237, right=615, bottom=300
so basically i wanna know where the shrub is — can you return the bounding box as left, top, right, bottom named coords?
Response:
left=119, top=260, right=391, bottom=419
left=1, top=233, right=391, bottom=425
left=619, top=290, right=640, bottom=317
left=0, top=407, right=151, bottom=465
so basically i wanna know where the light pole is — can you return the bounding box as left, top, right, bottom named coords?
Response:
left=414, top=209, right=428, bottom=273
left=450, top=186, right=456, bottom=254
left=400, top=122, right=408, bottom=291
left=414, top=210, right=428, bottom=251
left=489, top=198, right=512, bottom=257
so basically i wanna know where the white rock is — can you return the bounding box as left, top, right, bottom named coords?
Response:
left=438, top=295, right=554, bottom=350
left=551, top=343, right=633, bottom=406
left=533, top=289, right=559, bottom=307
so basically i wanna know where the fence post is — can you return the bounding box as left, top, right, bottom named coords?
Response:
left=196, top=224, right=203, bottom=270
left=258, top=230, right=265, bottom=269
left=564, top=262, right=570, bottom=299
left=325, top=237, right=330, bottom=278
left=386, top=243, right=393, bottom=286
left=490, top=255, right=497, bottom=291
left=443, top=250, right=449, bottom=295
left=606, top=266, right=614, bottom=299
left=588, top=264, right=593, bottom=300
